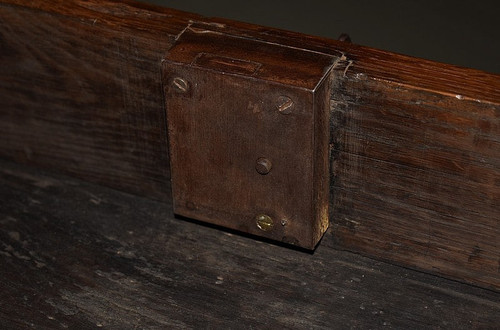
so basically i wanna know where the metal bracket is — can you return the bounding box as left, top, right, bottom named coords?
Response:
left=162, top=26, right=335, bottom=249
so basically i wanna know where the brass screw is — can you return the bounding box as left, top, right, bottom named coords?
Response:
left=172, top=77, right=189, bottom=93
left=277, top=96, right=294, bottom=115
left=255, top=157, right=272, bottom=175
left=256, top=214, right=274, bottom=231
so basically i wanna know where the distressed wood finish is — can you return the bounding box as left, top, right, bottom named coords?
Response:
left=0, top=0, right=499, bottom=289
left=330, top=62, right=500, bottom=289
left=1, top=159, right=499, bottom=328
left=0, top=0, right=194, bottom=200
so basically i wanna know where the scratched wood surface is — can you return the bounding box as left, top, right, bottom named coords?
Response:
left=0, top=0, right=194, bottom=201
left=328, top=63, right=500, bottom=290
left=0, top=0, right=499, bottom=290
left=1, top=159, right=499, bottom=329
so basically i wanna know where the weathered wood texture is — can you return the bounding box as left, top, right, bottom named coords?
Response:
left=165, top=19, right=500, bottom=288
left=1, top=159, right=499, bottom=329
left=0, top=0, right=196, bottom=200
left=0, top=0, right=499, bottom=289
left=329, top=67, right=500, bottom=290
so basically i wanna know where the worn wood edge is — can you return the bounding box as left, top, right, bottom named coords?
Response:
left=4, top=0, right=499, bottom=103
left=1, top=0, right=199, bottom=36
left=202, top=17, right=500, bottom=105
left=3, top=0, right=498, bottom=108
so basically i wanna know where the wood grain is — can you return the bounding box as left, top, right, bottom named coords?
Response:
left=0, top=0, right=192, bottom=200
left=0, top=0, right=499, bottom=289
left=329, top=68, right=500, bottom=289
left=1, top=159, right=499, bottom=328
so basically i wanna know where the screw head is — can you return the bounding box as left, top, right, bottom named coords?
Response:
left=256, top=214, right=274, bottom=232
left=338, top=33, right=352, bottom=43
left=255, top=157, right=272, bottom=175
left=172, top=77, right=189, bottom=93
left=277, top=96, right=294, bottom=115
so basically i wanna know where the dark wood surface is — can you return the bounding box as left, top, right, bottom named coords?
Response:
left=1, top=159, right=499, bottom=329
left=329, top=61, right=500, bottom=290
left=0, top=0, right=499, bottom=289
left=0, top=0, right=190, bottom=201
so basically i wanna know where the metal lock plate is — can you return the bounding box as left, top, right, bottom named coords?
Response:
left=163, top=26, right=334, bottom=249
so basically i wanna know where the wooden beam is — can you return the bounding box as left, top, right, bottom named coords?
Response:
left=0, top=0, right=191, bottom=200
left=329, top=62, right=499, bottom=289
left=0, top=0, right=498, bottom=289
left=2, top=158, right=499, bottom=328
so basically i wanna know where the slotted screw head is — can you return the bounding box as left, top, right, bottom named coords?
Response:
left=256, top=214, right=274, bottom=232
left=172, top=77, right=189, bottom=93
left=277, top=96, right=294, bottom=115
left=255, top=157, right=272, bottom=175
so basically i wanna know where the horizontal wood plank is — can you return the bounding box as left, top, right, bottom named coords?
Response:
left=0, top=0, right=188, bottom=200
left=329, top=67, right=499, bottom=289
left=1, top=159, right=499, bottom=328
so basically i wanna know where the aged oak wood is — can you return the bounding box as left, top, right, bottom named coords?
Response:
left=0, top=0, right=193, bottom=201
left=1, top=159, right=499, bottom=328
left=329, top=69, right=500, bottom=290
left=0, top=0, right=499, bottom=289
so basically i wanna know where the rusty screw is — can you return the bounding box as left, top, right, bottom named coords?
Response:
left=172, top=77, right=189, bottom=93
left=255, top=157, right=272, bottom=175
left=256, top=214, right=274, bottom=232
left=277, top=96, right=294, bottom=115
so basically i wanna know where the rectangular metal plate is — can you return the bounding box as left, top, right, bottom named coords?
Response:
left=163, top=27, right=334, bottom=249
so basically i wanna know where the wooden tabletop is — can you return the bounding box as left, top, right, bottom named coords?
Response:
left=1, top=159, right=498, bottom=329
